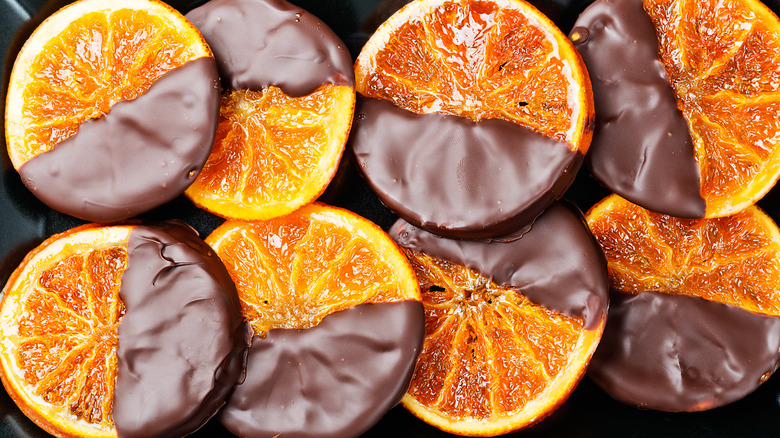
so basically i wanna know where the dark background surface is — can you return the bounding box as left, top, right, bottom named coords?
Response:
left=1, top=0, right=780, bottom=437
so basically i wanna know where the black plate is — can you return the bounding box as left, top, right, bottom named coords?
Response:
left=2, top=0, right=780, bottom=437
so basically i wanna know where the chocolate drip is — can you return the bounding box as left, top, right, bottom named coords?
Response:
left=572, top=0, right=705, bottom=218
left=18, top=58, right=221, bottom=223
left=114, top=221, right=251, bottom=438
left=186, top=0, right=354, bottom=96
left=389, top=201, right=608, bottom=329
left=351, top=96, right=583, bottom=239
left=219, top=301, right=425, bottom=438
left=589, top=290, right=780, bottom=412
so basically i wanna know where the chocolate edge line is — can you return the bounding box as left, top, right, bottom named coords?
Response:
left=638, top=2, right=706, bottom=212
left=249, top=299, right=425, bottom=339
left=390, top=201, right=609, bottom=330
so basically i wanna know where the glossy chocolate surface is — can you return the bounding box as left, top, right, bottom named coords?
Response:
left=4, top=1, right=780, bottom=438
left=186, top=0, right=355, bottom=96
left=351, top=96, right=583, bottom=239
left=589, top=290, right=780, bottom=412
left=114, top=221, right=251, bottom=438
left=18, top=58, right=220, bottom=223
left=389, top=201, right=608, bottom=330
left=219, top=301, right=425, bottom=438
left=572, top=0, right=706, bottom=218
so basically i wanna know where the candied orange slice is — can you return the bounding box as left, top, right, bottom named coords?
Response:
left=5, top=0, right=212, bottom=170
left=0, top=224, right=132, bottom=438
left=397, top=248, right=603, bottom=436
left=205, top=203, right=420, bottom=335
left=354, top=0, right=593, bottom=150
left=587, top=194, right=780, bottom=316
left=185, top=86, right=354, bottom=221
left=644, top=0, right=780, bottom=217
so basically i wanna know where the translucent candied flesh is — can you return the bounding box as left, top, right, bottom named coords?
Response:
left=359, top=0, right=583, bottom=143
left=644, top=0, right=780, bottom=213
left=191, top=85, right=352, bottom=209
left=403, top=249, right=585, bottom=420
left=589, top=198, right=780, bottom=316
left=12, top=246, right=126, bottom=427
left=213, top=212, right=411, bottom=336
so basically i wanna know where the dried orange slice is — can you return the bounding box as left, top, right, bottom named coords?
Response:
left=205, top=202, right=420, bottom=335
left=390, top=202, right=608, bottom=436
left=184, top=86, right=354, bottom=220
left=5, top=0, right=211, bottom=170
left=645, top=0, right=780, bottom=217
left=351, top=0, right=593, bottom=239
left=586, top=194, right=780, bottom=412
left=587, top=193, right=780, bottom=316
left=207, top=203, right=423, bottom=437
left=354, top=0, right=592, bottom=148
left=0, top=222, right=248, bottom=438
left=184, top=0, right=356, bottom=221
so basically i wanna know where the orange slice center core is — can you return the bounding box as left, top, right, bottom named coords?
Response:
left=403, top=248, right=584, bottom=420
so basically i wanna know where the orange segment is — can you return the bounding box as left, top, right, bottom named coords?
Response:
left=185, top=85, right=354, bottom=221
left=644, top=0, right=780, bottom=217
left=205, top=203, right=420, bottom=336
left=398, top=249, right=603, bottom=436
left=5, top=0, right=212, bottom=171
left=354, top=0, right=593, bottom=149
left=0, top=224, right=132, bottom=438
left=587, top=194, right=780, bottom=316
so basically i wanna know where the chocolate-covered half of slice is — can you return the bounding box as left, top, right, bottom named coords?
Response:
left=186, top=0, right=355, bottom=97
left=218, top=301, right=425, bottom=438
left=571, top=0, right=706, bottom=218
left=18, top=58, right=221, bottom=222
left=589, top=290, right=780, bottom=412
left=114, top=221, right=251, bottom=438
left=389, top=201, right=608, bottom=330
left=351, top=97, right=584, bottom=240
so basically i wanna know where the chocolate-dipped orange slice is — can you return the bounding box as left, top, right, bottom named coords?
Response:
left=586, top=194, right=780, bottom=411
left=205, top=203, right=424, bottom=438
left=0, top=221, right=251, bottom=438
left=5, top=0, right=220, bottom=222
left=352, top=0, right=594, bottom=239
left=573, top=0, right=780, bottom=218
left=389, top=201, right=608, bottom=436
left=184, top=0, right=355, bottom=220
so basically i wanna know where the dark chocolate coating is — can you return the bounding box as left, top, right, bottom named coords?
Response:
left=219, top=301, right=425, bottom=438
left=389, top=201, right=608, bottom=330
left=589, top=290, right=780, bottom=412
left=114, top=221, right=252, bottom=438
left=572, top=0, right=706, bottom=218
left=18, top=58, right=221, bottom=223
left=186, top=0, right=355, bottom=96
left=351, top=96, right=583, bottom=239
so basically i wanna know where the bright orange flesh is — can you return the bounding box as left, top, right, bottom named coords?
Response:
left=0, top=224, right=132, bottom=438
left=399, top=249, right=604, bottom=436
left=354, top=0, right=593, bottom=148
left=205, top=203, right=420, bottom=336
left=5, top=0, right=211, bottom=170
left=185, top=85, right=355, bottom=221
left=644, top=0, right=780, bottom=217
left=587, top=194, right=780, bottom=316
